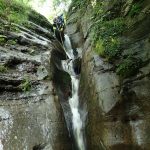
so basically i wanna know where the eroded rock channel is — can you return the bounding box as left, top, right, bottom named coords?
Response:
left=0, top=0, right=150, bottom=150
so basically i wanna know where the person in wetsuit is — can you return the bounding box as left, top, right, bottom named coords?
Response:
left=53, top=14, right=65, bottom=31
left=53, top=14, right=65, bottom=43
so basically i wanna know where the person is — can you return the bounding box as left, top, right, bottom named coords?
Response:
left=59, top=14, right=65, bottom=30
left=52, top=14, right=65, bottom=43
left=53, top=14, right=65, bottom=31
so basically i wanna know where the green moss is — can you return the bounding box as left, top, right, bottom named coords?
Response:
left=92, top=17, right=125, bottom=60
left=0, top=35, right=6, bottom=45
left=91, top=1, right=105, bottom=20
left=20, top=78, right=31, bottom=92
left=94, top=40, right=105, bottom=57
left=0, top=35, right=17, bottom=46
left=0, top=65, right=7, bottom=73
left=90, top=0, right=127, bottom=61
left=7, top=39, right=17, bottom=45
left=104, top=38, right=121, bottom=60
left=8, top=11, right=28, bottom=24
left=129, top=1, right=143, bottom=17
left=0, top=35, right=6, bottom=38
left=0, top=0, right=31, bottom=24
left=116, top=57, right=142, bottom=78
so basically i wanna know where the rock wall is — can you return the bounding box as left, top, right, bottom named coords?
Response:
left=0, top=10, right=72, bottom=150
left=66, top=0, right=150, bottom=149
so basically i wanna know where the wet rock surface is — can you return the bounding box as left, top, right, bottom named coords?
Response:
left=0, top=16, right=71, bottom=149
left=66, top=0, right=150, bottom=150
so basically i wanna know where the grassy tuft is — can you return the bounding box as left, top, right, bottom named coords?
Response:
left=0, top=0, right=31, bottom=24
left=20, top=77, right=31, bottom=92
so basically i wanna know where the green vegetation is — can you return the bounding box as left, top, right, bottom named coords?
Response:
left=0, top=35, right=6, bottom=45
left=0, top=0, right=31, bottom=24
left=90, top=1, right=126, bottom=61
left=28, top=10, right=53, bottom=30
left=129, top=1, right=143, bottom=17
left=69, top=0, right=89, bottom=12
left=90, top=0, right=144, bottom=77
left=20, top=77, right=31, bottom=91
left=91, top=1, right=104, bottom=20
left=94, top=40, right=105, bottom=57
left=0, top=35, right=17, bottom=46
left=7, top=39, right=17, bottom=45
left=0, top=65, right=7, bottom=73
left=116, top=57, right=142, bottom=78
left=92, top=16, right=125, bottom=60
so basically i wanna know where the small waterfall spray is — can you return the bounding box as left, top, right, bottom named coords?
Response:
left=62, top=34, right=86, bottom=150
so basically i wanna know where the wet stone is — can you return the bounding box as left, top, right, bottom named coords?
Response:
left=0, top=17, right=72, bottom=150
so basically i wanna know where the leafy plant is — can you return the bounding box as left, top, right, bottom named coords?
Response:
left=129, top=1, right=143, bottom=17
left=7, top=39, right=17, bottom=45
left=20, top=77, right=31, bottom=91
left=0, top=65, right=7, bottom=73
left=116, top=57, right=142, bottom=78
left=92, top=17, right=125, bottom=60
left=104, top=38, right=121, bottom=60
left=91, top=1, right=104, bottom=20
left=94, top=39, right=105, bottom=57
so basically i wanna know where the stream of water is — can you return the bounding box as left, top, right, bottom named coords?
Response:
left=62, top=34, right=86, bottom=150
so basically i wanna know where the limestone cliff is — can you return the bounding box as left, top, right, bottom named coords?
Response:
left=0, top=1, right=71, bottom=149
left=66, top=0, right=150, bottom=149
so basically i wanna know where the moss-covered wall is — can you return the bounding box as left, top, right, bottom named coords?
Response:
left=66, top=0, right=150, bottom=149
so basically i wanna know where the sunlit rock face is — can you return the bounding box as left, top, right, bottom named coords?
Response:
left=66, top=0, right=150, bottom=149
left=0, top=11, right=71, bottom=150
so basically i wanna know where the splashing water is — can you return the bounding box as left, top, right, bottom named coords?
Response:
left=62, top=35, right=86, bottom=150
left=64, top=34, right=75, bottom=59
left=69, top=76, right=85, bottom=150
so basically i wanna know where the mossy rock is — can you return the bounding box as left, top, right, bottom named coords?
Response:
left=0, top=65, right=8, bottom=73
left=0, top=35, right=7, bottom=45
left=7, top=39, right=17, bottom=45
left=94, top=40, right=105, bottom=57
left=92, top=16, right=126, bottom=61
left=20, top=78, right=32, bottom=92
left=28, top=10, right=53, bottom=31
left=116, top=57, right=142, bottom=78
left=0, top=0, right=31, bottom=24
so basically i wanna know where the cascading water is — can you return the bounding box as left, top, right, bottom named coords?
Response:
left=62, top=34, right=86, bottom=150
left=63, top=35, right=75, bottom=59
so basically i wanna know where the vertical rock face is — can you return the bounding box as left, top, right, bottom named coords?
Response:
left=66, top=0, right=150, bottom=149
left=0, top=10, right=71, bottom=150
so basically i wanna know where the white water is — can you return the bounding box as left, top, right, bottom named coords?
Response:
left=64, top=34, right=75, bottom=59
left=0, top=140, right=3, bottom=150
left=62, top=35, right=86, bottom=150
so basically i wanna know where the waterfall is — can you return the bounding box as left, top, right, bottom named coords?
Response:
left=63, top=34, right=75, bottom=59
left=62, top=35, right=86, bottom=150
left=0, top=140, right=3, bottom=150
